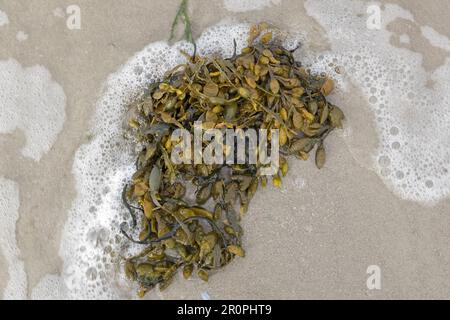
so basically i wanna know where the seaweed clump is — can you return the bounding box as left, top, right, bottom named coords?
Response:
left=121, top=23, right=344, bottom=297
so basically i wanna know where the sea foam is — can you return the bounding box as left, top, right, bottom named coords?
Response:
left=304, top=0, right=450, bottom=204
left=0, top=178, right=27, bottom=299
left=0, top=59, right=66, bottom=161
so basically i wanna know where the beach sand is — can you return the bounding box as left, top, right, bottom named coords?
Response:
left=0, top=0, right=449, bottom=299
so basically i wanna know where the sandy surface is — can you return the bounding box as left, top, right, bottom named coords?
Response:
left=0, top=0, right=449, bottom=299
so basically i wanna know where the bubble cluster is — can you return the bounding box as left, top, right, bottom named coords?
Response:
left=305, top=0, right=450, bottom=204
left=0, top=178, right=27, bottom=299
left=31, top=274, right=65, bottom=300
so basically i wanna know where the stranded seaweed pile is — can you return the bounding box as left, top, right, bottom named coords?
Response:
left=121, top=23, right=344, bottom=296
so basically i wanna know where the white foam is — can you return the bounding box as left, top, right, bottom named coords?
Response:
left=0, top=10, right=8, bottom=26
left=16, top=31, right=28, bottom=42
left=31, top=274, right=66, bottom=300
left=304, top=0, right=450, bottom=204
left=223, top=0, right=281, bottom=12
left=57, top=21, right=300, bottom=299
left=0, top=178, right=27, bottom=299
left=0, top=59, right=66, bottom=161
left=421, top=25, right=450, bottom=52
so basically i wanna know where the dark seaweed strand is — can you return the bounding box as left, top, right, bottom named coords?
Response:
left=122, top=184, right=138, bottom=228
left=120, top=219, right=153, bottom=245
left=122, top=216, right=229, bottom=247
left=232, top=39, right=237, bottom=60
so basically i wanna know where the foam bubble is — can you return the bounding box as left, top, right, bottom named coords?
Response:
left=0, top=178, right=27, bottom=299
left=16, top=31, right=28, bottom=42
left=0, top=10, right=8, bottom=27
left=304, top=0, right=450, bottom=204
left=0, top=59, right=66, bottom=161
left=223, top=0, right=281, bottom=12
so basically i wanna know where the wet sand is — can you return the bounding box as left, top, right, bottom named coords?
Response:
left=0, top=0, right=449, bottom=299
